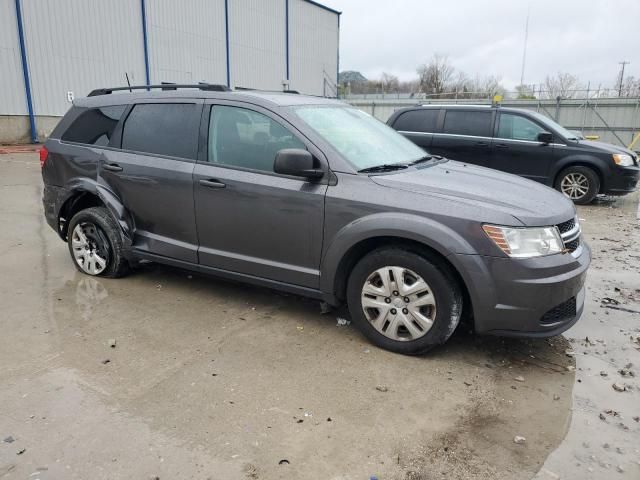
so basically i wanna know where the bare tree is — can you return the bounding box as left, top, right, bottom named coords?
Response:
left=543, top=72, right=582, bottom=99
left=380, top=72, right=399, bottom=93
left=515, top=84, right=536, bottom=99
left=465, top=74, right=505, bottom=98
left=417, top=54, right=454, bottom=94
left=615, top=74, right=640, bottom=97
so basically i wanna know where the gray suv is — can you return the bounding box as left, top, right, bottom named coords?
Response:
left=41, top=85, right=591, bottom=354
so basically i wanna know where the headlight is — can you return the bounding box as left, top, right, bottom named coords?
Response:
left=612, top=153, right=634, bottom=167
left=483, top=225, right=563, bottom=258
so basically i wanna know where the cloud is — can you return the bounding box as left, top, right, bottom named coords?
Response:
left=322, top=0, right=639, bottom=88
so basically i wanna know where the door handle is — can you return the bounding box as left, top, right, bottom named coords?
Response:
left=494, top=143, right=509, bottom=149
left=199, top=179, right=226, bottom=189
left=103, top=163, right=123, bottom=172
left=474, top=141, right=489, bottom=147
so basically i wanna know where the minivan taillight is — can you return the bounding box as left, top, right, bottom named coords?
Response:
left=39, top=146, right=49, bottom=168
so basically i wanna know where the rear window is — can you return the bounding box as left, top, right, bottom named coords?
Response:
left=393, top=109, right=439, bottom=133
left=442, top=110, right=492, bottom=137
left=121, top=103, right=199, bottom=159
left=61, top=105, right=126, bottom=146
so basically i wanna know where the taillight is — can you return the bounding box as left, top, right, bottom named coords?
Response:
left=39, top=146, right=49, bottom=168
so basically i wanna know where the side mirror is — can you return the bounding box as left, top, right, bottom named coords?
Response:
left=274, top=149, right=323, bottom=178
left=537, top=132, right=553, bottom=144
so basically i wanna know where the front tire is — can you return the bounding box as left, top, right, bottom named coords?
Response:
left=346, top=247, right=463, bottom=355
left=555, top=166, right=599, bottom=204
left=67, top=207, right=129, bottom=278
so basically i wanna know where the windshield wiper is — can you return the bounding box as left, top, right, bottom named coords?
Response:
left=358, top=163, right=409, bottom=173
left=409, top=155, right=434, bottom=165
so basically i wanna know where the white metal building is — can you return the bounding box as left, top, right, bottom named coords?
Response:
left=0, top=0, right=340, bottom=143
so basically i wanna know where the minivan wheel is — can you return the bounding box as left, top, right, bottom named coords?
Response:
left=346, top=247, right=463, bottom=355
left=555, top=166, right=599, bottom=204
left=67, top=207, right=129, bottom=278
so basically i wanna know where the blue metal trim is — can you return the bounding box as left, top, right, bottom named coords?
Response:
left=140, top=0, right=151, bottom=88
left=14, top=0, right=37, bottom=144
left=302, top=0, right=341, bottom=16
left=224, top=0, right=231, bottom=87
left=285, top=0, right=290, bottom=80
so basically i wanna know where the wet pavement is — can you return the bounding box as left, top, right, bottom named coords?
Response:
left=0, top=152, right=638, bottom=480
left=535, top=195, right=640, bottom=480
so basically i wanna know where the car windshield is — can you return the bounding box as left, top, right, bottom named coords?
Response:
left=528, top=111, right=579, bottom=140
left=294, top=106, right=427, bottom=170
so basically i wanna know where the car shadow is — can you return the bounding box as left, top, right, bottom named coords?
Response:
left=113, top=262, right=573, bottom=367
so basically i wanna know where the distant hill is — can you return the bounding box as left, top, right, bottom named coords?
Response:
left=339, top=71, right=368, bottom=84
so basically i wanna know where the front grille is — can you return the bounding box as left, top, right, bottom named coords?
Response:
left=556, top=217, right=581, bottom=253
left=557, top=218, right=575, bottom=235
left=540, top=297, right=576, bottom=325
left=565, top=238, right=580, bottom=251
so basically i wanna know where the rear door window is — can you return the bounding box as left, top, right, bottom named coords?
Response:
left=61, top=105, right=126, bottom=146
left=442, top=110, right=492, bottom=137
left=393, top=109, right=439, bottom=132
left=497, top=113, right=546, bottom=141
left=121, top=103, right=199, bottom=159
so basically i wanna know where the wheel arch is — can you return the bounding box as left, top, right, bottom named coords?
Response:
left=320, top=214, right=476, bottom=321
left=328, top=236, right=473, bottom=318
left=57, top=179, right=134, bottom=245
left=552, top=156, right=607, bottom=193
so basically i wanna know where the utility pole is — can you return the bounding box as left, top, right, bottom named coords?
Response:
left=618, top=61, right=630, bottom=97
left=519, top=5, right=530, bottom=87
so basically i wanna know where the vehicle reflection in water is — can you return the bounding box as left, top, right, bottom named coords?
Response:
left=75, top=276, right=109, bottom=321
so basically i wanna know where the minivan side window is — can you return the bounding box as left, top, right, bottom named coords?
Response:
left=121, top=103, right=199, bottom=159
left=394, top=109, right=439, bottom=133
left=497, top=113, right=546, bottom=142
left=61, top=106, right=126, bottom=146
left=208, top=105, right=305, bottom=172
left=442, top=110, right=492, bottom=137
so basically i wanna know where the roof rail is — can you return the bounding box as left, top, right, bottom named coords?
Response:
left=87, top=83, right=231, bottom=97
left=235, top=86, right=299, bottom=94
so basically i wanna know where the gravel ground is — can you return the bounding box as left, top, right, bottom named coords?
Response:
left=0, top=152, right=637, bottom=480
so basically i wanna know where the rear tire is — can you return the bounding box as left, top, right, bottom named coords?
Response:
left=346, top=247, right=463, bottom=355
left=67, top=207, right=129, bottom=278
left=555, top=166, right=599, bottom=205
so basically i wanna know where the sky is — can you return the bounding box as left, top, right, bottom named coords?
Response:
left=320, top=0, right=640, bottom=90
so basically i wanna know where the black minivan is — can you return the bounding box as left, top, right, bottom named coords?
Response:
left=387, top=105, right=639, bottom=204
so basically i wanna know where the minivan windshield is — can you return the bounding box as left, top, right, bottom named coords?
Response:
left=528, top=111, right=578, bottom=140
left=294, top=106, right=427, bottom=171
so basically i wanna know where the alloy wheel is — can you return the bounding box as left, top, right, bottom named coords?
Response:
left=360, top=266, right=437, bottom=341
left=71, top=222, right=109, bottom=275
left=560, top=172, right=589, bottom=200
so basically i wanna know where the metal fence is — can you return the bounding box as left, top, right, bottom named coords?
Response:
left=345, top=95, right=640, bottom=149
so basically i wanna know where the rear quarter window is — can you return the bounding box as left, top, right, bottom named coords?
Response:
left=442, top=110, right=492, bottom=137
left=121, top=103, right=199, bottom=159
left=393, top=109, right=439, bottom=133
left=61, top=105, right=126, bottom=146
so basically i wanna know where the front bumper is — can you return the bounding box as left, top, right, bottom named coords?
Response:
left=455, top=241, right=591, bottom=337
left=605, top=165, right=639, bottom=195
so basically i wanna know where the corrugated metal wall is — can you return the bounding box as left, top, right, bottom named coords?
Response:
left=289, top=0, right=339, bottom=96
left=0, top=0, right=28, bottom=115
left=228, top=0, right=286, bottom=91
left=146, top=0, right=227, bottom=85
left=1, top=0, right=339, bottom=125
left=20, top=0, right=147, bottom=117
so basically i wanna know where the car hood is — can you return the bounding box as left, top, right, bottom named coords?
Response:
left=579, top=139, right=637, bottom=159
left=370, top=160, right=575, bottom=226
